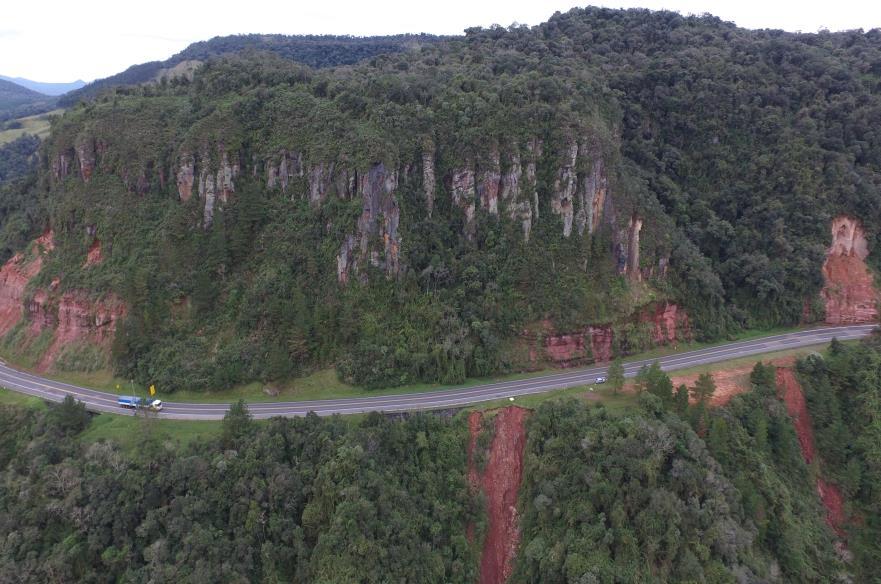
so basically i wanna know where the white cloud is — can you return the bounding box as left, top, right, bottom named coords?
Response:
left=1, top=0, right=879, bottom=82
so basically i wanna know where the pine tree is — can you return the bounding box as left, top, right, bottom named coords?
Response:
left=608, top=358, right=625, bottom=394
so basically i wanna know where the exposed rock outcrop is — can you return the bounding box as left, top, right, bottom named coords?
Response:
left=422, top=143, right=436, bottom=216
left=336, top=163, right=401, bottom=283
left=640, top=301, right=688, bottom=344
left=31, top=291, right=126, bottom=372
left=0, top=232, right=53, bottom=336
left=52, top=152, right=70, bottom=182
left=266, top=150, right=304, bottom=192
left=84, top=239, right=102, bottom=267
left=308, top=163, right=333, bottom=204
left=75, top=139, right=96, bottom=183
left=451, top=167, right=477, bottom=238
left=524, top=303, right=688, bottom=368
left=176, top=155, right=195, bottom=201
left=0, top=231, right=125, bottom=372
left=477, top=147, right=501, bottom=216
left=623, top=214, right=643, bottom=280
left=551, top=139, right=610, bottom=238
left=510, top=139, right=542, bottom=241
left=821, top=216, right=879, bottom=324
left=467, top=407, right=529, bottom=584
left=195, top=150, right=240, bottom=227
left=551, top=140, right=579, bottom=237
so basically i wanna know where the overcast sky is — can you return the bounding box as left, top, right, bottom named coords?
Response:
left=3, top=0, right=880, bottom=82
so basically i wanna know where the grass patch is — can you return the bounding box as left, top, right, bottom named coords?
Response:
left=54, top=343, right=107, bottom=372
left=0, top=386, right=48, bottom=409
left=1, top=323, right=54, bottom=369
left=0, top=109, right=63, bottom=145
left=79, top=412, right=223, bottom=451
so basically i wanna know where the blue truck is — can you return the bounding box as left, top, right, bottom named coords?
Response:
left=118, top=396, right=163, bottom=411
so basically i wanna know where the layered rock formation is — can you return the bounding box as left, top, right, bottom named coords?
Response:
left=640, top=301, right=688, bottom=345
left=32, top=291, right=125, bottom=372
left=0, top=231, right=125, bottom=372
left=524, top=302, right=688, bottom=368
left=821, top=216, right=879, bottom=324
left=0, top=232, right=53, bottom=336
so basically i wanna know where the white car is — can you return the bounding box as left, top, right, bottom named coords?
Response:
left=595, top=376, right=607, bottom=383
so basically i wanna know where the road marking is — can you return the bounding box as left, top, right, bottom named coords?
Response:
left=0, top=325, right=875, bottom=419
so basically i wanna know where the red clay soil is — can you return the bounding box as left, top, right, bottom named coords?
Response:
left=33, top=291, right=126, bottom=372
left=84, top=238, right=103, bottom=267
left=821, top=216, right=879, bottom=324
left=665, top=357, right=797, bottom=408
left=670, top=365, right=753, bottom=407
left=0, top=231, right=54, bottom=336
left=467, top=407, right=530, bottom=584
left=817, top=478, right=847, bottom=538
left=775, top=368, right=847, bottom=537
left=776, top=368, right=817, bottom=464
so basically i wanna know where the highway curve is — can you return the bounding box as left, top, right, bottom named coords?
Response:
left=0, top=324, right=874, bottom=419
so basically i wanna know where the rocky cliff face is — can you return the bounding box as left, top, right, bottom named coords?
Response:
left=336, top=163, right=401, bottom=283
left=524, top=302, right=688, bottom=368
left=0, top=232, right=53, bottom=337
left=821, top=216, right=879, bottom=324
left=640, top=301, right=688, bottom=344
left=550, top=139, right=611, bottom=238
left=422, top=143, right=436, bottom=217
left=0, top=231, right=125, bottom=372
left=31, top=291, right=125, bottom=372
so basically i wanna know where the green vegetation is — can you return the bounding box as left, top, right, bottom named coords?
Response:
left=0, top=8, right=879, bottom=397
left=0, top=79, right=56, bottom=122
left=798, top=336, right=881, bottom=578
left=0, top=401, right=476, bottom=582
left=0, top=109, right=61, bottom=145
left=0, top=344, right=864, bottom=582
left=60, top=33, right=448, bottom=106
left=515, top=365, right=844, bottom=582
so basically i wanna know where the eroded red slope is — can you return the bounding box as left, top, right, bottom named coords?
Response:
left=775, top=368, right=846, bottom=537
left=467, top=407, right=529, bottom=584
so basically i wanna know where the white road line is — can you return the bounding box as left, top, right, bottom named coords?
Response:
left=0, top=325, right=874, bottom=419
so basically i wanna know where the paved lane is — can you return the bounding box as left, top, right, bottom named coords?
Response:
left=0, top=324, right=875, bottom=419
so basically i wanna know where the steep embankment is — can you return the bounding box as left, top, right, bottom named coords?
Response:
left=525, top=301, right=690, bottom=368
left=468, top=407, right=529, bottom=584
left=0, top=231, right=124, bottom=371
left=821, top=216, right=879, bottom=325
left=776, top=367, right=847, bottom=537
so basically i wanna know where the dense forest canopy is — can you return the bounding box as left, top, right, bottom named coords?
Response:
left=58, top=33, right=449, bottom=106
left=0, top=349, right=861, bottom=581
left=0, top=7, right=878, bottom=393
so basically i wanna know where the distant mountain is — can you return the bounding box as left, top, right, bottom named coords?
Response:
left=0, top=79, right=56, bottom=121
left=59, top=33, right=446, bottom=105
left=0, top=75, right=85, bottom=96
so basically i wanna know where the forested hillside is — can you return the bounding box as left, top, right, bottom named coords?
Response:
left=0, top=7, right=879, bottom=393
left=798, top=338, right=881, bottom=579
left=59, top=33, right=447, bottom=106
left=0, top=79, right=56, bottom=121
left=0, top=365, right=851, bottom=582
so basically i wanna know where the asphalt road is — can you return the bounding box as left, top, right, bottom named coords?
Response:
left=0, top=324, right=875, bottom=420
